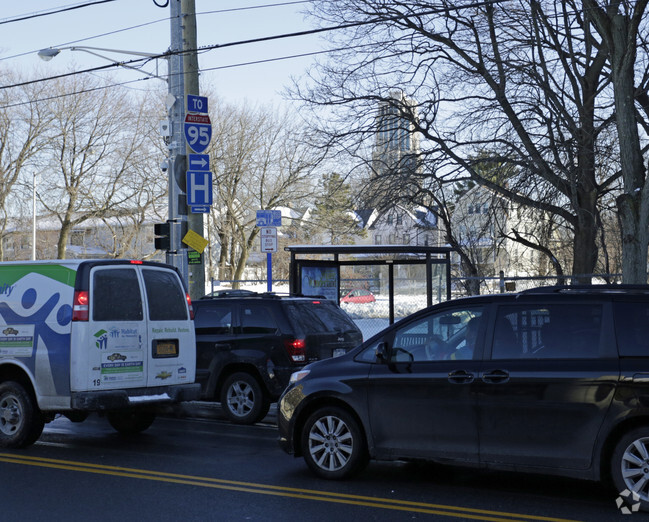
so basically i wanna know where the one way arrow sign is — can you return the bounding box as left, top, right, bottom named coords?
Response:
left=188, top=153, right=210, bottom=171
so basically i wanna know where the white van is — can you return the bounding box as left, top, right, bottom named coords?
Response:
left=0, top=259, right=199, bottom=448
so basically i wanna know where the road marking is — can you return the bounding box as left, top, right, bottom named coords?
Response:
left=0, top=453, right=581, bottom=522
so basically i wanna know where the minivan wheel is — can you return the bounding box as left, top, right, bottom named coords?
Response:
left=220, top=372, right=269, bottom=424
left=107, top=409, right=156, bottom=435
left=0, top=381, right=44, bottom=448
left=611, top=427, right=649, bottom=512
left=301, top=406, right=368, bottom=479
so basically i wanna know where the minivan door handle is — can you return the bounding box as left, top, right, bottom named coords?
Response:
left=448, top=370, right=475, bottom=384
left=482, top=369, right=510, bottom=384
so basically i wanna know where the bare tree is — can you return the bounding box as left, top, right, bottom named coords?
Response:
left=297, top=0, right=619, bottom=282
left=584, top=0, right=649, bottom=283
left=208, top=102, right=318, bottom=285
left=35, top=75, right=152, bottom=259
left=0, top=72, right=55, bottom=260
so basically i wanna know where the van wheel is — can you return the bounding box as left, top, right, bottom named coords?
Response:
left=220, top=372, right=269, bottom=424
left=611, top=427, right=649, bottom=512
left=107, top=409, right=156, bottom=435
left=0, top=381, right=44, bottom=448
left=301, top=406, right=368, bottom=479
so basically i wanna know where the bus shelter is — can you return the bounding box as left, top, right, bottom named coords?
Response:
left=286, top=244, right=453, bottom=326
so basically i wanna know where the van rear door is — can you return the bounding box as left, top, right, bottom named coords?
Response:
left=88, top=265, right=148, bottom=390
left=140, top=266, right=194, bottom=387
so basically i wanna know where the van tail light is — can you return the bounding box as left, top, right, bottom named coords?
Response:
left=284, top=338, right=306, bottom=362
left=186, top=293, right=194, bottom=320
left=72, top=290, right=89, bottom=321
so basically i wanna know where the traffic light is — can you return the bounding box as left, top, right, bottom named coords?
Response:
left=154, top=222, right=171, bottom=251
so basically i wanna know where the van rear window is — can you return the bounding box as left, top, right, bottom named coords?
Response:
left=142, top=269, right=188, bottom=321
left=93, top=268, right=143, bottom=321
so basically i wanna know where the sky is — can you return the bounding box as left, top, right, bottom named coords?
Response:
left=0, top=0, right=326, bottom=107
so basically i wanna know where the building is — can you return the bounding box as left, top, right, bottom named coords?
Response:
left=372, top=90, right=420, bottom=180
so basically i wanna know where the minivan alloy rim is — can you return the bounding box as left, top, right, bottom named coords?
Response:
left=621, top=436, right=649, bottom=501
left=0, top=393, right=22, bottom=435
left=308, top=415, right=353, bottom=471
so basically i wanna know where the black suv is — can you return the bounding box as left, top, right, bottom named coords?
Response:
left=193, top=293, right=362, bottom=424
left=278, top=285, right=649, bottom=511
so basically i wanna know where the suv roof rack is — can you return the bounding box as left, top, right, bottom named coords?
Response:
left=201, top=291, right=329, bottom=300
left=520, top=284, right=649, bottom=295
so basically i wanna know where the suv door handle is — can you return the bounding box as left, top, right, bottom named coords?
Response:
left=482, top=369, right=510, bottom=384
left=448, top=370, right=475, bottom=384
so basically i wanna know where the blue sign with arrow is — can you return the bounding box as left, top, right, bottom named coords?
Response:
left=188, top=153, right=210, bottom=171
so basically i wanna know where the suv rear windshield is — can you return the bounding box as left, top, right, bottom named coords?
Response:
left=285, top=301, right=358, bottom=334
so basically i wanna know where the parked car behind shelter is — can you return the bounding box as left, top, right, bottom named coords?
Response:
left=193, top=292, right=362, bottom=424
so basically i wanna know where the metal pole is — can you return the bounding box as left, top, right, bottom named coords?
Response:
left=167, top=0, right=188, bottom=284
left=182, top=0, right=205, bottom=300
left=32, top=173, right=36, bottom=260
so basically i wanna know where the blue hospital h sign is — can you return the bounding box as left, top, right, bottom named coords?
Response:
left=186, top=171, right=213, bottom=206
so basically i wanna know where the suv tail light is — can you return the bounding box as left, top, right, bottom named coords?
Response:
left=284, top=338, right=306, bottom=362
left=186, top=293, right=194, bottom=320
left=72, top=290, right=89, bottom=321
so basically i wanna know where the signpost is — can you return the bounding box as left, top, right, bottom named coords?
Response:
left=257, top=210, right=282, bottom=292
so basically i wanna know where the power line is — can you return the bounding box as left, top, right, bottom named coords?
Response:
left=0, top=1, right=313, bottom=64
left=0, top=0, right=505, bottom=102
left=0, top=0, right=117, bottom=26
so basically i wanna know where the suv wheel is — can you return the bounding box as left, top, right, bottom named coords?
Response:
left=220, top=372, right=269, bottom=424
left=0, top=381, right=44, bottom=448
left=611, top=427, right=649, bottom=511
left=301, top=406, right=368, bottom=479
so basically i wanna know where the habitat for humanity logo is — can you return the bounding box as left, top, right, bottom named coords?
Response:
left=616, top=489, right=641, bottom=514
left=94, top=329, right=108, bottom=350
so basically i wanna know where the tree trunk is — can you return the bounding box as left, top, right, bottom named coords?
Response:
left=610, top=14, right=649, bottom=283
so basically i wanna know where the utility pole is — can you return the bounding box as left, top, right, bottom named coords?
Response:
left=167, top=0, right=188, bottom=285
left=182, top=0, right=206, bottom=300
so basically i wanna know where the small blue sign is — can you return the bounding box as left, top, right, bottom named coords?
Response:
left=256, top=209, right=282, bottom=227
left=187, top=171, right=213, bottom=206
left=187, top=94, right=208, bottom=114
left=188, top=153, right=210, bottom=171
left=190, top=205, right=210, bottom=214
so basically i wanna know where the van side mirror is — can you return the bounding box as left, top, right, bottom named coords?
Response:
left=375, top=342, right=389, bottom=362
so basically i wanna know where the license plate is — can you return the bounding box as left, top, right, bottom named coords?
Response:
left=333, top=348, right=346, bottom=357
left=154, top=340, right=178, bottom=358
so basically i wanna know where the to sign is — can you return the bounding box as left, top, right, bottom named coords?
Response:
left=184, top=114, right=212, bottom=153
left=260, top=227, right=277, bottom=253
left=187, top=94, right=208, bottom=114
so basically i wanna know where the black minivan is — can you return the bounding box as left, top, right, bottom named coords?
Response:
left=194, top=293, right=362, bottom=424
left=278, top=286, right=649, bottom=511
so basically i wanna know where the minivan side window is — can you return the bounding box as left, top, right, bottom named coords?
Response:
left=390, top=307, right=484, bottom=362
left=142, top=269, right=188, bottom=321
left=492, top=304, right=603, bottom=359
left=613, top=302, right=649, bottom=356
left=93, top=268, right=143, bottom=321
